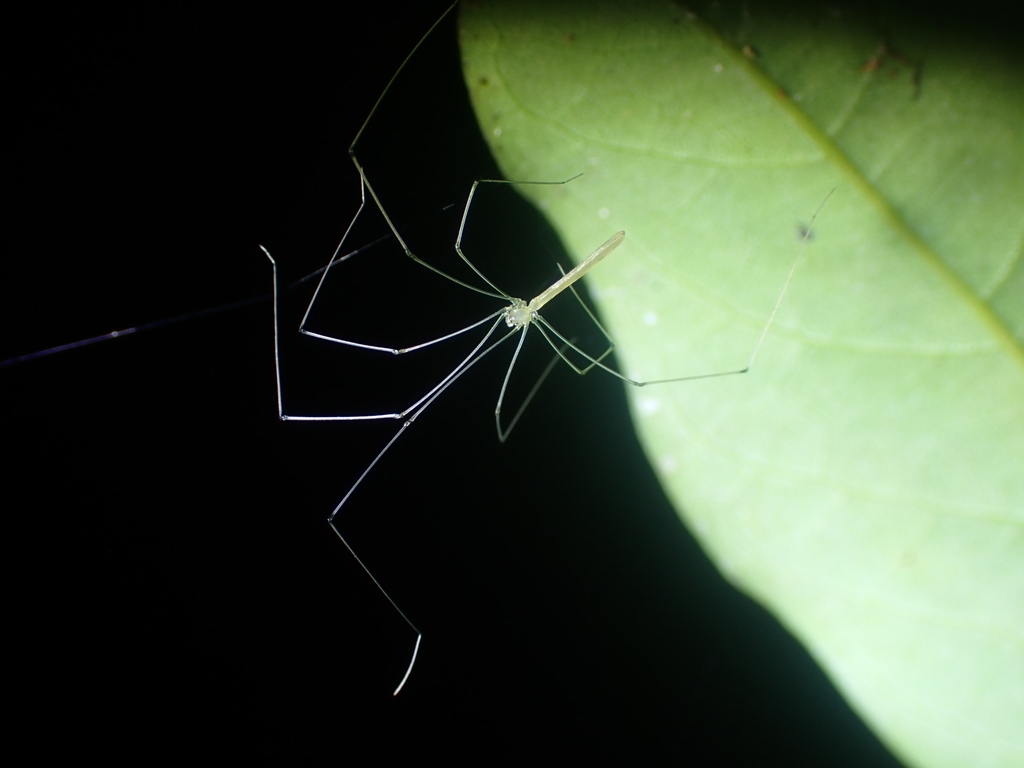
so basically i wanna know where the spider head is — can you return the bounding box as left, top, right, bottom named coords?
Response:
left=504, top=299, right=533, bottom=329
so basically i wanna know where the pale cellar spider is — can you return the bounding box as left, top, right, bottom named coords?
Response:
left=260, top=3, right=830, bottom=695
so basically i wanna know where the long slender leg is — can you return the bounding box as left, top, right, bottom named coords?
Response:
left=349, top=166, right=509, bottom=300
left=492, top=327, right=575, bottom=444
left=263, top=229, right=532, bottom=696
left=493, top=327, right=529, bottom=442
left=526, top=189, right=835, bottom=387
left=453, top=175, right=583, bottom=295
left=552, top=263, right=617, bottom=376
left=261, top=245, right=509, bottom=422
left=300, top=306, right=507, bottom=357
left=533, top=316, right=752, bottom=386
left=338, top=172, right=582, bottom=306
left=333, top=2, right=499, bottom=303
left=321, top=319, right=526, bottom=695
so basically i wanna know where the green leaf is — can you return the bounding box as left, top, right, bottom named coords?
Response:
left=458, top=2, right=1024, bottom=767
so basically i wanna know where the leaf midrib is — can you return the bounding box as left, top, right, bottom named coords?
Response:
left=688, top=16, right=1024, bottom=370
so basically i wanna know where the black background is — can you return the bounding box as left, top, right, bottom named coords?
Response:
left=0, top=2, right=920, bottom=764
